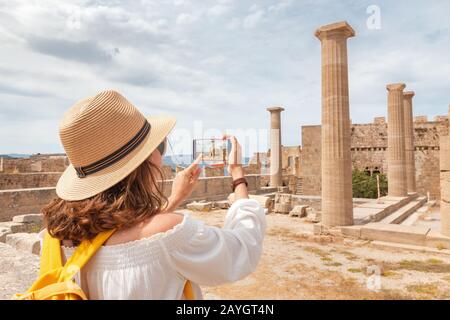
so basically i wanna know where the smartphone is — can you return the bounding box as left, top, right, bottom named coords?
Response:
left=193, top=138, right=231, bottom=165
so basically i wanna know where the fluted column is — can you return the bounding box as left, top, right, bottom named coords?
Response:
left=315, top=21, right=355, bottom=226
left=387, top=83, right=407, bottom=197
left=440, top=135, right=450, bottom=236
left=267, top=107, right=284, bottom=187
left=403, top=91, right=416, bottom=193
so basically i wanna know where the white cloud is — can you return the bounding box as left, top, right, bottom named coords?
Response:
left=207, top=4, right=231, bottom=17
left=173, top=0, right=191, bottom=6
left=226, top=17, right=240, bottom=30
left=243, top=9, right=264, bottom=29
left=0, top=0, right=449, bottom=154
left=268, top=0, right=293, bottom=12
left=176, top=13, right=198, bottom=25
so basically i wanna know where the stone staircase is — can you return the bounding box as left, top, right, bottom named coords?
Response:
left=295, top=178, right=303, bottom=195
left=379, top=196, right=427, bottom=224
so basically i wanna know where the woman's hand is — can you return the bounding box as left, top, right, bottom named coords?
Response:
left=224, top=135, right=244, bottom=180
left=164, top=156, right=202, bottom=212
left=224, top=135, right=248, bottom=200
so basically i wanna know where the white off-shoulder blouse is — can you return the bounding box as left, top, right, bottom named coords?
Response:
left=38, top=198, right=266, bottom=300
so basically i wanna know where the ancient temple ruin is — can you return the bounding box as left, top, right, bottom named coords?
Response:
left=1, top=21, right=450, bottom=281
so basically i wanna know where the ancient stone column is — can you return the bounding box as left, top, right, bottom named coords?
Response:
left=267, top=107, right=284, bottom=187
left=440, top=136, right=450, bottom=236
left=387, top=83, right=407, bottom=197
left=403, top=91, right=416, bottom=193
left=315, top=21, right=355, bottom=226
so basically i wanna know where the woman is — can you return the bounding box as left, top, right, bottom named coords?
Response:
left=39, top=90, right=266, bottom=299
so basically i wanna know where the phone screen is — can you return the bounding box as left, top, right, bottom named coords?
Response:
left=193, top=139, right=231, bottom=164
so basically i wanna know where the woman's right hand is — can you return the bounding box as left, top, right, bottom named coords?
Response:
left=224, top=135, right=249, bottom=200
left=224, top=135, right=244, bottom=180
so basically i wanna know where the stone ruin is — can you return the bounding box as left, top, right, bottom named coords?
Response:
left=1, top=20, right=450, bottom=258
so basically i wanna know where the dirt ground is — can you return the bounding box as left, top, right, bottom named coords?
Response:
left=188, top=209, right=450, bottom=300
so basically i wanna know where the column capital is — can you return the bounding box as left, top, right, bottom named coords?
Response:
left=403, top=91, right=415, bottom=98
left=267, top=106, right=285, bottom=113
left=386, top=83, right=406, bottom=91
left=314, top=21, right=355, bottom=41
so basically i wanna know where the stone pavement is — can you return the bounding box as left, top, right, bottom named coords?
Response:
left=0, top=242, right=39, bottom=299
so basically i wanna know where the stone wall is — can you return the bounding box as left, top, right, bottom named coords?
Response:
left=0, top=187, right=57, bottom=222
left=161, top=165, right=175, bottom=179
left=0, top=157, right=68, bottom=173
left=243, top=164, right=261, bottom=175
left=204, top=166, right=225, bottom=177
left=282, top=146, right=301, bottom=177
left=0, top=175, right=262, bottom=222
left=258, top=174, right=295, bottom=190
left=301, top=125, right=322, bottom=196
left=301, top=116, right=449, bottom=199
left=0, top=173, right=62, bottom=190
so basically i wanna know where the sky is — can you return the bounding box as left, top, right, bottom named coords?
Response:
left=0, top=0, right=449, bottom=156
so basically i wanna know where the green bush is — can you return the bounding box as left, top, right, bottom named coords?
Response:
left=352, top=170, right=388, bottom=199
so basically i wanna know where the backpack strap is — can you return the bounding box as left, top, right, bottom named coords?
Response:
left=40, top=231, right=64, bottom=276
left=58, top=229, right=116, bottom=282
left=14, top=281, right=89, bottom=300
left=183, top=280, right=195, bottom=300
left=39, top=229, right=196, bottom=300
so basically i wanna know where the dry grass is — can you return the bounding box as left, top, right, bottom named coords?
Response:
left=389, top=259, right=450, bottom=273
left=194, top=208, right=450, bottom=300
left=347, top=268, right=362, bottom=273
left=340, top=251, right=358, bottom=261
left=266, top=227, right=308, bottom=242
left=324, top=262, right=342, bottom=267
left=303, top=246, right=330, bottom=258
left=406, top=283, right=439, bottom=296
left=381, top=270, right=400, bottom=278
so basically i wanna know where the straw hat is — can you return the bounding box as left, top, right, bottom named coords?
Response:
left=56, top=90, right=176, bottom=201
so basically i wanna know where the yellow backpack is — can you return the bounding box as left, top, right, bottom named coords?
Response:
left=13, top=230, right=195, bottom=300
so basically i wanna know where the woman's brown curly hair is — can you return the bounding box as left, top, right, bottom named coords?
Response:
left=42, top=159, right=168, bottom=245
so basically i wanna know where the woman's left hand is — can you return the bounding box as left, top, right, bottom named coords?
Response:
left=164, top=156, right=202, bottom=212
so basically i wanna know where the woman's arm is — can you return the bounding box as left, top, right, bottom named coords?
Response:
left=226, top=135, right=249, bottom=201
left=166, top=198, right=266, bottom=286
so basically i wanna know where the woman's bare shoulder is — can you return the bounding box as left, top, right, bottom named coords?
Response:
left=142, top=212, right=185, bottom=235
left=106, top=212, right=185, bottom=245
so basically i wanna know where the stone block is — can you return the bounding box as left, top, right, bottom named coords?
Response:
left=13, top=213, right=43, bottom=224
left=274, top=203, right=291, bottom=214
left=5, top=233, right=41, bottom=255
left=274, top=193, right=292, bottom=204
left=425, top=231, right=450, bottom=250
left=0, top=226, right=12, bottom=242
left=340, top=226, right=362, bottom=238
left=0, top=221, right=29, bottom=233
left=186, top=201, right=213, bottom=212
left=228, top=193, right=273, bottom=212
left=305, top=208, right=321, bottom=223
left=277, top=186, right=289, bottom=193
left=289, top=205, right=309, bottom=217
left=313, top=224, right=324, bottom=235
left=360, top=223, right=430, bottom=246
left=214, top=200, right=230, bottom=209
